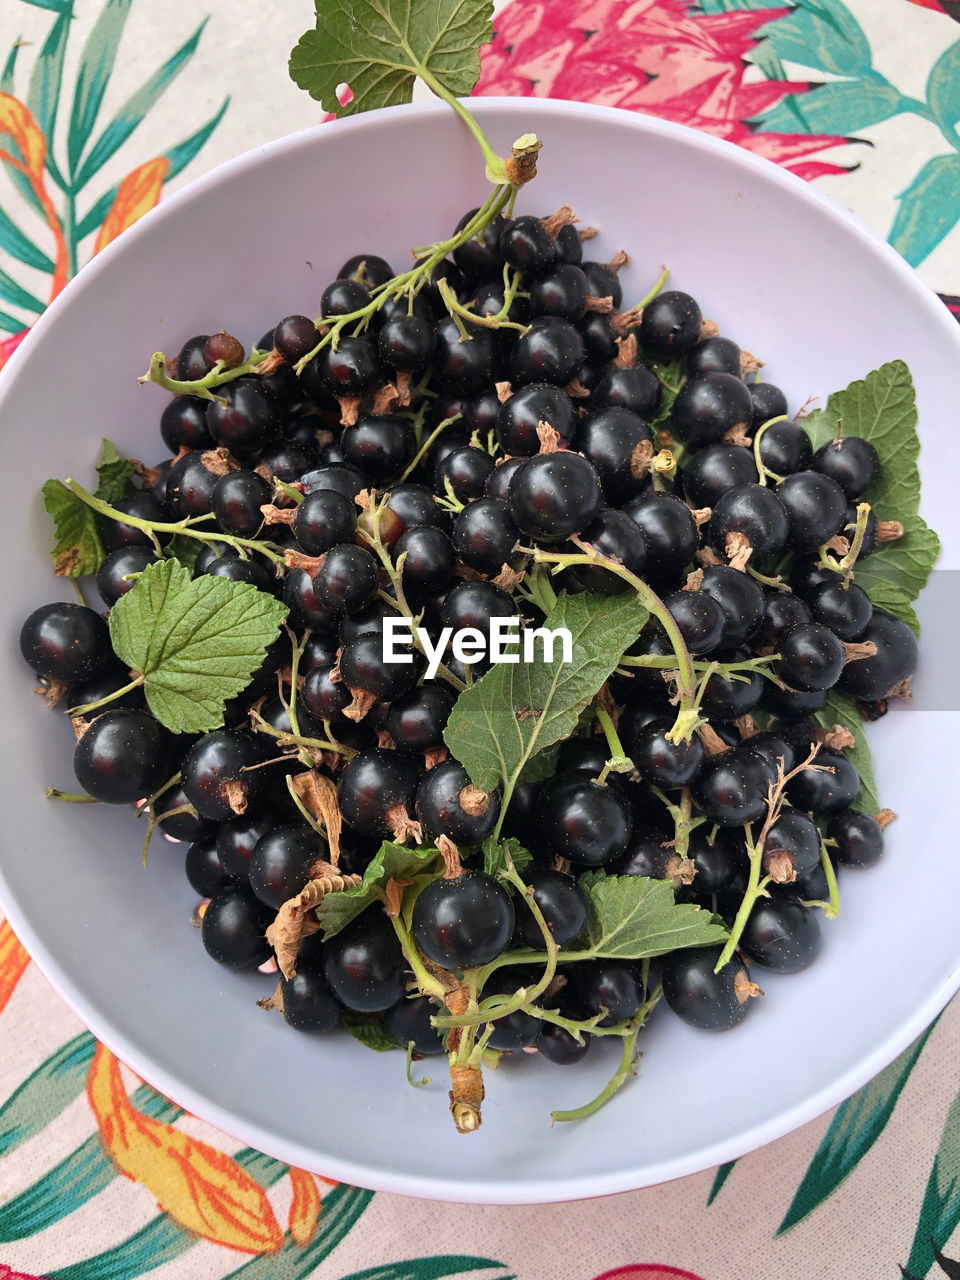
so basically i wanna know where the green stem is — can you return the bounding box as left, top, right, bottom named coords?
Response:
left=65, top=481, right=287, bottom=564
left=634, top=265, right=669, bottom=312
left=45, top=788, right=98, bottom=803
left=713, top=827, right=769, bottom=972
left=415, top=66, right=510, bottom=182
left=752, top=415, right=788, bottom=487
left=250, top=715, right=356, bottom=757
left=405, top=1041, right=433, bottom=1087
left=436, top=276, right=530, bottom=333
left=139, top=349, right=269, bottom=402
left=68, top=674, right=145, bottom=718
left=286, top=626, right=307, bottom=740
left=595, top=705, right=633, bottom=786
left=399, top=413, right=461, bottom=482
left=136, top=770, right=183, bottom=815
left=389, top=912, right=449, bottom=1003
left=803, top=837, right=841, bottom=920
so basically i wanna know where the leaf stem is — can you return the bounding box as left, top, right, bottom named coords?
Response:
left=595, top=705, right=633, bottom=786
left=399, top=413, right=461, bottom=483
left=389, top=911, right=449, bottom=1003
left=803, top=836, right=841, bottom=920
left=68, top=674, right=145, bottom=718
left=633, top=265, right=669, bottom=312
left=45, top=788, right=99, bottom=803
left=414, top=66, right=510, bottom=182
left=752, top=415, right=788, bottom=487
left=139, top=349, right=270, bottom=401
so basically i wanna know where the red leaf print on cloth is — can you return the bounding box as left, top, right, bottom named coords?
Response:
left=475, top=0, right=852, bottom=180
left=593, top=1268, right=707, bottom=1280
left=0, top=1266, right=48, bottom=1280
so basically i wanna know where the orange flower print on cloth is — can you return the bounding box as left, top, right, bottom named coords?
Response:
left=0, top=95, right=68, bottom=301
left=87, top=1045, right=284, bottom=1255
left=0, top=921, right=29, bottom=1017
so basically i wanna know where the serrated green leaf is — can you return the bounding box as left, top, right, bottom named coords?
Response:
left=751, top=80, right=901, bottom=135
left=813, top=690, right=879, bottom=813
left=317, top=840, right=442, bottom=938
left=928, top=39, right=960, bottom=133
left=904, top=1080, right=960, bottom=1279
left=856, top=581, right=919, bottom=636
left=74, top=20, right=209, bottom=190
left=779, top=1020, right=935, bottom=1235
left=801, top=361, right=919, bottom=521
left=756, top=0, right=872, bottom=76
left=889, top=154, right=960, bottom=269
left=0, top=205, right=54, bottom=272
left=289, top=0, right=493, bottom=116
left=67, top=0, right=132, bottom=179
left=164, top=533, right=202, bottom=573
left=482, top=835, right=532, bottom=878
left=572, top=872, right=728, bottom=961
left=108, top=558, right=288, bottom=733
left=444, top=591, right=648, bottom=793
left=94, top=439, right=135, bottom=504
left=853, top=515, right=940, bottom=614
left=42, top=479, right=105, bottom=577
left=341, top=1009, right=402, bottom=1052
left=648, top=355, right=685, bottom=429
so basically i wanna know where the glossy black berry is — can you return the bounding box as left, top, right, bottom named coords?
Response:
left=496, top=383, right=576, bottom=456
left=451, top=498, right=519, bottom=575
left=499, top=214, right=556, bottom=274
left=249, top=823, right=324, bottom=908
left=786, top=747, right=859, bottom=815
left=337, top=749, right=420, bottom=838
left=320, top=277, right=370, bottom=320
left=153, top=781, right=215, bottom=843
left=300, top=463, right=366, bottom=501
left=20, top=601, right=110, bottom=683
left=748, top=381, right=788, bottom=427
left=74, top=710, right=170, bottom=804
left=377, top=315, right=436, bottom=373
left=337, top=253, right=394, bottom=288
left=763, top=808, right=821, bottom=878
left=201, top=883, right=274, bottom=971
left=529, top=263, right=589, bottom=320
left=340, top=633, right=418, bottom=701
left=440, top=580, right=518, bottom=638
left=415, top=760, right=500, bottom=846
left=622, top=492, right=698, bottom=583
left=672, top=373, right=753, bottom=450
left=698, top=564, right=764, bottom=647
left=451, top=207, right=507, bottom=280
left=776, top=622, right=845, bottom=692
left=662, top=947, right=756, bottom=1031
left=581, top=260, right=623, bottom=309
left=274, top=315, right=319, bottom=363
left=283, top=568, right=339, bottom=633
left=709, top=483, right=789, bottom=559
left=160, top=396, right=213, bottom=453
left=341, top=414, right=413, bottom=483
left=828, top=809, right=885, bottom=868
left=200, top=555, right=273, bottom=592
left=813, top=436, right=879, bottom=499
left=693, top=750, right=770, bottom=826
left=176, top=334, right=212, bottom=381
left=699, top=651, right=764, bottom=720
left=185, top=835, right=227, bottom=898
left=508, top=452, right=601, bottom=543
left=837, top=611, right=918, bottom=700
left=537, top=772, right=632, bottom=866
left=323, top=908, right=405, bottom=1011
left=279, top=956, right=342, bottom=1034
left=740, top=898, right=822, bottom=973
left=434, top=445, right=494, bottom=503
left=313, top=544, right=379, bottom=616
left=385, top=995, right=445, bottom=1055
left=537, top=1021, right=591, bottom=1064
left=573, top=509, right=648, bottom=594
left=511, top=317, right=585, bottom=387
left=182, top=730, right=263, bottom=821
left=216, top=809, right=276, bottom=882
left=744, top=730, right=796, bottom=779
left=757, top=419, right=812, bottom=477
left=777, top=471, right=847, bottom=553
left=579, top=311, right=618, bottom=364
left=575, top=408, right=654, bottom=506
left=385, top=483, right=445, bottom=532
left=571, top=961, right=643, bottom=1024
left=290, top=488, right=356, bottom=556
left=664, top=590, right=726, bottom=655
left=682, top=444, right=758, bottom=509
left=206, top=378, right=279, bottom=455
left=394, top=526, right=455, bottom=601
left=756, top=591, right=813, bottom=650
left=516, top=869, right=588, bottom=950
left=760, top=680, right=828, bottom=721
left=687, top=828, right=745, bottom=895
left=412, top=871, right=515, bottom=969
left=809, top=580, right=872, bottom=640
left=67, top=666, right=147, bottom=719
left=209, top=471, right=270, bottom=538
left=628, top=715, right=705, bottom=789
left=433, top=317, right=499, bottom=393
left=386, top=685, right=455, bottom=752
left=165, top=452, right=218, bottom=518
left=311, top=336, right=383, bottom=399
left=592, top=363, right=662, bottom=417
left=640, top=290, right=702, bottom=355
left=686, top=336, right=741, bottom=378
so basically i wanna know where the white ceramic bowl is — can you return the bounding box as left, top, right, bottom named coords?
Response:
left=1, top=98, right=958, bottom=1205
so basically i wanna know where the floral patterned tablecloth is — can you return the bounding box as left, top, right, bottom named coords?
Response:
left=2, top=1, right=960, bottom=1276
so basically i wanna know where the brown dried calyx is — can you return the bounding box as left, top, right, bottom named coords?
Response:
left=725, top=531, right=753, bottom=571
left=565, top=377, right=591, bottom=399
left=267, top=865, right=363, bottom=979
left=842, top=640, right=878, bottom=666
left=449, top=1061, right=485, bottom=1134
left=610, top=307, right=644, bottom=335
left=257, top=979, right=285, bottom=1016
left=689, top=506, right=712, bottom=528
left=763, top=848, right=796, bottom=884
left=722, top=423, right=752, bottom=447
left=739, top=349, right=762, bottom=378
left=200, top=447, right=240, bottom=476
left=260, top=503, right=298, bottom=527
left=506, top=133, right=543, bottom=186
left=438, top=834, right=464, bottom=879
left=814, top=723, right=856, bottom=751
left=537, top=420, right=561, bottom=453
left=492, top=563, right=524, bottom=590
left=221, top=778, right=248, bottom=816
left=698, top=723, right=729, bottom=756
left=35, top=679, right=67, bottom=709
left=696, top=546, right=723, bottom=568
left=495, top=380, right=513, bottom=404
left=683, top=568, right=704, bottom=592
left=289, top=770, right=342, bottom=864
left=254, top=347, right=287, bottom=376
left=700, top=318, right=720, bottom=339
left=343, top=687, right=377, bottom=722
left=129, top=458, right=166, bottom=490
left=459, top=785, right=491, bottom=818
left=284, top=548, right=325, bottom=575
left=385, top=804, right=423, bottom=845
left=578, top=226, right=599, bottom=242
left=424, top=746, right=448, bottom=770
left=70, top=714, right=91, bottom=742
left=734, top=969, right=763, bottom=1005
left=613, top=333, right=639, bottom=369
left=736, top=713, right=759, bottom=740
left=665, top=855, right=697, bottom=888
left=875, top=808, right=898, bottom=830
left=540, top=204, right=579, bottom=239
left=585, top=293, right=614, bottom=313
left=336, top=395, right=362, bottom=426
left=877, top=520, right=904, bottom=543
left=630, top=438, right=655, bottom=479
left=608, top=249, right=630, bottom=274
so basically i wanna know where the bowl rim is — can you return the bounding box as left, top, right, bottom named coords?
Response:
left=2, top=95, right=959, bottom=1205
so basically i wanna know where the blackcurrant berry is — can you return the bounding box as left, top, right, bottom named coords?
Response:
left=320, top=278, right=370, bottom=319
left=554, top=223, right=583, bottom=265
left=337, top=253, right=394, bottom=288
left=415, top=760, right=500, bottom=846
left=496, top=383, right=576, bottom=456
left=160, top=396, right=213, bottom=453
left=777, top=471, right=847, bottom=553
left=688, top=828, right=745, bottom=895
left=274, top=315, right=319, bottom=363
left=341, top=414, right=413, bottom=483
left=485, top=456, right=527, bottom=500
left=755, top=592, right=812, bottom=650
left=451, top=207, right=507, bottom=280
left=570, top=960, right=643, bottom=1024
left=385, top=994, right=445, bottom=1054
left=182, top=730, right=263, bottom=821
left=386, top=685, right=455, bottom=752
left=516, top=869, right=588, bottom=950
left=828, top=809, right=885, bottom=868
left=776, top=622, right=845, bottom=691
left=283, top=568, right=339, bottom=633
left=323, top=908, right=405, bottom=1011
left=337, top=749, right=420, bottom=838
left=686, top=337, right=741, bottom=378
left=748, top=381, right=788, bottom=427
left=74, top=709, right=170, bottom=804
left=279, top=955, right=342, bottom=1034
left=575, top=407, right=654, bottom=506
left=185, top=835, right=228, bottom=898
left=434, top=445, right=494, bottom=503
left=200, top=556, right=273, bottom=592
left=809, top=580, right=872, bottom=641
left=699, top=564, right=764, bottom=647
left=760, top=681, right=827, bottom=720
left=627, top=715, right=705, bottom=788
left=672, top=373, right=753, bottom=450
left=529, top=263, right=589, bottom=321
left=433, top=317, right=499, bottom=393
left=573, top=509, right=648, bottom=594
left=499, top=214, right=556, bottom=275
left=757, top=420, right=812, bottom=477
left=581, top=260, right=623, bottom=309
left=740, top=898, right=822, bottom=973
left=20, top=601, right=110, bottom=683
left=210, top=471, right=270, bottom=538
left=377, top=315, right=436, bottom=373
left=536, top=772, right=632, bottom=866
left=340, top=632, right=418, bottom=701
left=709, top=483, right=788, bottom=559
left=640, top=290, right=702, bottom=355
left=698, top=650, right=764, bottom=720
left=249, top=823, right=325, bottom=908
left=813, top=436, right=879, bottom=499
left=592, top=363, right=662, bottom=417
left=837, top=611, right=918, bottom=700
left=165, top=452, right=218, bottom=518
left=451, top=498, right=519, bottom=575
left=206, top=378, right=279, bottom=455
left=682, top=444, right=758, bottom=509
left=216, top=809, right=277, bottom=882
left=313, top=544, right=379, bottom=616
left=693, top=750, right=769, bottom=826
left=662, top=946, right=757, bottom=1030
left=440, top=580, right=518, bottom=633
left=301, top=463, right=366, bottom=500
left=176, top=334, right=212, bottom=380
left=622, top=492, right=697, bottom=583
left=579, top=312, right=618, bottom=364
left=663, top=590, right=726, bottom=655
left=386, top=483, right=445, bottom=532
left=511, top=317, right=585, bottom=387
left=311, top=336, right=383, bottom=399
left=412, top=871, right=515, bottom=969
left=201, top=883, right=274, bottom=970
left=395, top=525, right=456, bottom=600
left=786, top=747, right=859, bottom=814
left=154, top=781, right=215, bottom=843
left=508, top=452, right=601, bottom=542
left=537, top=1021, right=591, bottom=1065
left=763, top=808, right=821, bottom=878
left=291, top=489, right=357, bottom=556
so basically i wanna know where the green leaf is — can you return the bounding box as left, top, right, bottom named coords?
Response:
left=28, top=6, right=73, bottom=188
left=801, top=361, right=919, bottom=521
left=107, top=558, right=288, bottom=733
left=813, top=690, right=879, bottom=813
left=341, top=1008, right=402, bottom=1052
left=928, top=38, right=960, bottom=132
left=0, top=1032, right=96, bottom=1159
left=290, top=0, right=493, bottom=116
left=756, top=0, right=872, bottom=76
left=649, top=355, right=685, bottom=429
left=94, top=438, right=135, bottom=504
left=889, top=154, right=960, bottom=269
left=318, top=840, right=442, bottom=938
left=444, top=591, right=649, bottom=792
left=708, top=1160, right=737, bottom=1204
left=751, top=80, right=902, bottom=135
left=779, top=1019, right=936, bottom=1234
left=0, top=205, right=55, bottom=272
left=67, top=0, right=132, bottom=179
left=853, top=514, right=940, bottom=623
left=42, top=479, right=105, bottom=577
left=336, top=1258, right=512, bottom=1280
left=74, top=19, right=209, bottom=190
left=165, top=533, right=202, bottom=572
left=164, top=95, right=230, bottom=180
left=482, top=835, right=532, bottom=878
left=857, top=581, right=919, bottom=636
left=0, top=266, right=44, bottom=315
left=573, top=872, right=728, bottom=961
left=904, top=1080, right=960, bottom=1279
